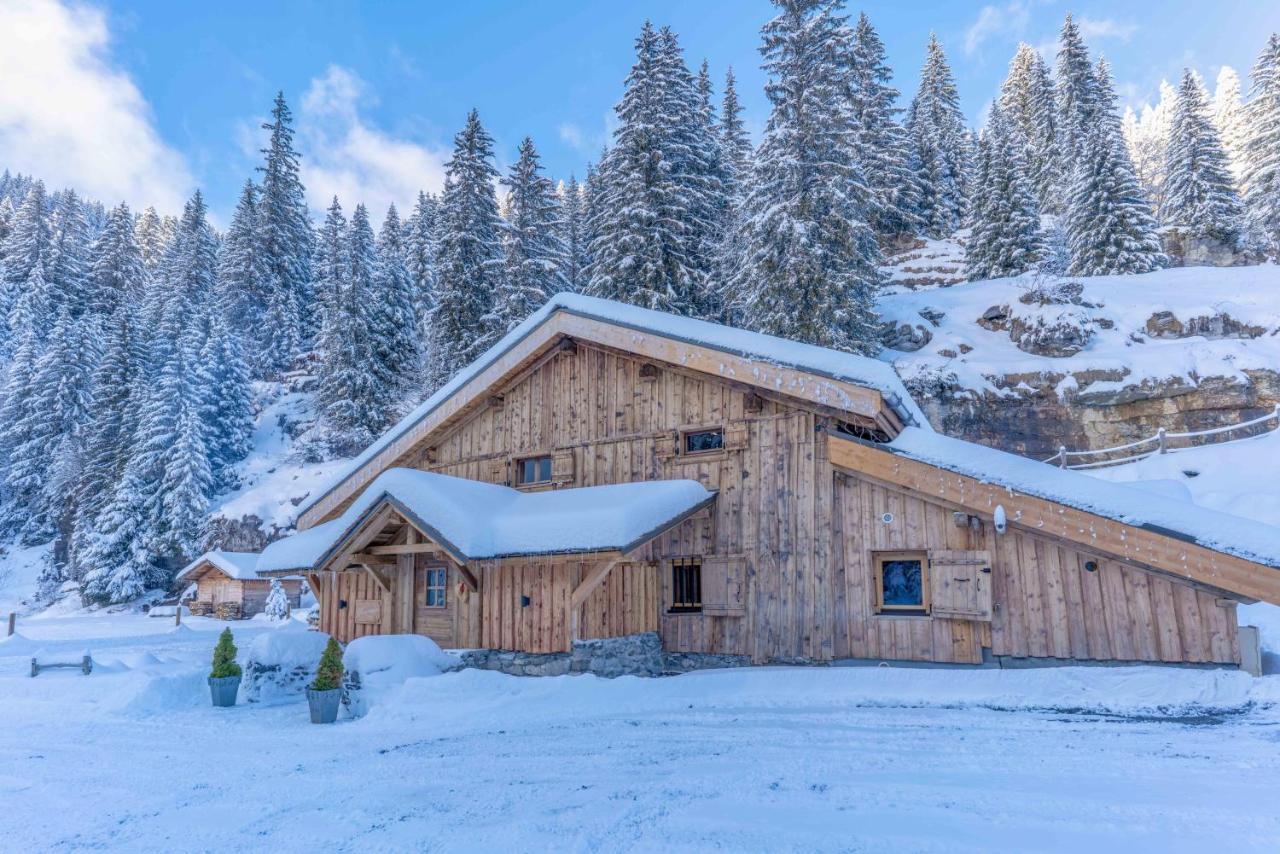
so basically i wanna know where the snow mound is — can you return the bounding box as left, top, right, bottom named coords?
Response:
left=344, top=634, right=459, bottom=717
left=0, top=631, right=41, bottom=655
left=243, top=622, right=329, bottom=669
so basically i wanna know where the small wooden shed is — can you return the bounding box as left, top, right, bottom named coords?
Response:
left=177, top=551, right=303, bottom=619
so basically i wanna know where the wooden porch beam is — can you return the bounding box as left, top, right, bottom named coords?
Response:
left=361, top=564, right=391, bottom=595
left=455, top=564, right=479, bottom=592
left=366, top=542, right=441, bottom=556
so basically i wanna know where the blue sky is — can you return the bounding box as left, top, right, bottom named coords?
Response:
left=3, top=0, right=1278, bottom=223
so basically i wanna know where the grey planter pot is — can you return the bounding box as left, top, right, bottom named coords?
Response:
left=306, top=687, right=342, bottom=724
left=208, top=675, right=241, bottom=707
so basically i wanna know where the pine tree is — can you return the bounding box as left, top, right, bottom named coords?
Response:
left=733, top=0, right=881, bottom=354
left=906, top=33, right=971, bottom=238
left=133, top=206, right=169, bottom=274
left=1000, top=43, right=1063, bottom=215
left=1065, top=60, right=1165, bottom=276
left=256, top=92, right=314, bottom=375
left=88, top=203, right=146, bottom=323
left=46, top=190, right=92, bottom=317
left=404, top=190, right=439, bottom=334
left=965, top=105, right=1044, bottom=280
left=264, top=578, right=289, bottom=620
left=715, top=68, right=754, bottom=321
left=210, top=628, right=242, bottom=678
left=1241, top=34, right=1280, bottom=254
left=216, top=181, right=268, bottom=344
left=1211, top=66, right=1249, bottom=188
left=559, top=175, right=589, bottom=292
left=1163, top=69, right=1243, bottom=245
left=491, top=137, right=567, bottom=333
left=312, top=197, right=348, bottom=334
left=0, top=180, right=50, bottom=356
left=428, top=110, right=506, bottom=390
left=1055, top=13, right=1099, bottom=172
left=585, top=23, right=722, bottom=316
left=197, top=312, right=255, bottom=489
left=311, top=636, right=344, bottom=690
left=719, top=68, right=753, bottom=210
left=0, top=267, right=55, bottom=539
left=849, top=12, right=920, bottom=237
left=372, top=204, right=421, bottom=393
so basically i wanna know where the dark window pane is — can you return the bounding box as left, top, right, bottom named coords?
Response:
left=684, top=430, right=724, bottom=454
left=881, top=559, right=923, bottom=607
left=539, top=457, right=552, bottom=482
left=519, top=456, right=552, bottom=484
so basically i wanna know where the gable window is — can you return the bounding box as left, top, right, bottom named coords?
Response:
left=517, top=455, right=553, bottom=486
left=682, top=428, right=724, bottom=455
left=425, top=568, right=448, bottom=608
left=670, top=560, right=702, bottom=613
left=873, top=551, right=930, bottom=616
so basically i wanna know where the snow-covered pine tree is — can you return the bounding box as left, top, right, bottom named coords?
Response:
left=404, top=191, right=440, bottom=334
left=256, top=92, right=314, bottom=376
left=714, top=67, right=754, bottom=322
left=1212, top=66, right=1249, bottom=188
left=0, top=266, right=53, bottom=538
left=905, top=33, right=971, bottom=238
left=965, top=104, right=1044, bottom=280
left=0, top=180, right=50, bottom=356
left=559, top=175, right=589, bottom=292
left=372, top=204, right=422, bottom=393
left=1000, top=43, right=1064, bottom=215
left=733, top=0, right=882, bottom=354
left=585, top=23, right=721, bottom=316
left=849, top=12, right=920, bottom=238
left=312, top=197, right=347, bottom=335
left=491, top=137, right=568, bottom=333
left=45, top=190, right=92, bottom=317
left=1241, top=34, right=1280, bottom=254
left=428, top=110, right=506, bottom=390
left=1065, top=60, right=1165, bottom=276
left=264, top=578, right=289, bottom=620
left=216, top=181, right=268, bottom=341
left=1055, top=13, right=1099, bottom=172
left=1163, top=68, right=1243, bottom=245
left=196, top=312, right=255, bottom=490
left=88, top=203, right=146, bottom=323
left=133, top=206, right=168, bottom=275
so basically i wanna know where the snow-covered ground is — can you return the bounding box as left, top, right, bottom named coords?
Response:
left=3, top=613, right=1280, bottom=852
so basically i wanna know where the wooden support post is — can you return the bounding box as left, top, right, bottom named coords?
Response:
left=569, top=554, right=626, bottom=642
left=7, top=612, right=14, bottom=637
left=174, top=607, right=181, bottom=627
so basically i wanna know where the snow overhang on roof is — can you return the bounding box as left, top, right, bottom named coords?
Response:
left=259, top=468, right=717, bottom=573
left=176, top=550, right=265, bottom=582
left=295, top=292, right=926, bottom=528
left=883, top=427, right=1280, bottom=571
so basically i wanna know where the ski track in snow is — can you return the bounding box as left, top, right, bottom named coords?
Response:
left=3, top=616, right=1280, bottom=852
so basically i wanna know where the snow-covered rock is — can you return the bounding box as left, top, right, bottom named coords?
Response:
left=343, top=634, right=459, bottom=717
left=240, top=623, right=331, bottom=703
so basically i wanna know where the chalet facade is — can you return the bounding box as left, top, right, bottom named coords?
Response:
left=257, top=294, right=1280, bottom=670
left=177, top=551, right=303, bottom=619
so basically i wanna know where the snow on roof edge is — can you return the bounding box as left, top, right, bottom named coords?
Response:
left=176, top=550, right=264, bottom=582
left=296, top=293, right=926, bottom=520
left=885, top=427, right=1280, bottom=571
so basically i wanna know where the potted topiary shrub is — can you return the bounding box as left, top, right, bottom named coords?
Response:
left=208, top=628, right=242, bottom=707
left=306, top=636, right=344, bottom=724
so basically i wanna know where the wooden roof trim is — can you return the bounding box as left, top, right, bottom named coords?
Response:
left=299, top=309, right=893, bottom=529
left=828, top=433, right=1280, bottom=605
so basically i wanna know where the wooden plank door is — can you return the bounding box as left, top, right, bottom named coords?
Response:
left=414, top=557, right=456, bottom=647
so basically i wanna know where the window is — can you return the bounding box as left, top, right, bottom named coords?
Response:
left=873, top=551, right=929, bottom=615
left=670, top=560, right=702, bottom=613
left=425, top=568, right=448, bottom=608
left=682, top=428, right=724, bottom=455
left=516, top=455, right=553, bottom=486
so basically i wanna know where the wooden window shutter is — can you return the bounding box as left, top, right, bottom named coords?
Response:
left=699, top=555, right=746, bottom=617
left=655, top=431, right=678, bottom=460
left=551, top=448, right=575, bottom=484
left=725, top=422, right=749, bottom=451
left=488, top=457, right=510, bottom=486
left=927, top=550, right=993, bottom=621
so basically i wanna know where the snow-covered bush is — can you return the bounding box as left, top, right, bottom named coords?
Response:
left=263, top=578, right=288, bottom=620
left=342, top=635, right=458, bottom=717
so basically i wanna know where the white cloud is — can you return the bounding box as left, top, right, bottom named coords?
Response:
left=0, top=0, right=194, bottom=214
left=1077, top=17, right=1138, bottom=43
left=296, top=65, right=448, bottom=218
left=964, top=2, right=1031, bottom=56
left=558, top=123, right=584, bottom=149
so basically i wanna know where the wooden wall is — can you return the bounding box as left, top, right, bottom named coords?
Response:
left=314, top=340, right=1239, bottom=666
left=194, top=574, right=302, bottom=617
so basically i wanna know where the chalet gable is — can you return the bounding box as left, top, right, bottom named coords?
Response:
left=297, top=293, right=923, bottom=529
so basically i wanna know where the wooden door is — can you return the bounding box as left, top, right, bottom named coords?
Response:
left=414, top=558, right=456, bottom=647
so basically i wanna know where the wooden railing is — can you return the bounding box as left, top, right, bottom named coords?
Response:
left=1042, top=404, right=1280, bottom=470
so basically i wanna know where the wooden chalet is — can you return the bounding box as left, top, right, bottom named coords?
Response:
left=256, top=294, right=1280, bottom=670
left=177, top=551, right=303, bottom=619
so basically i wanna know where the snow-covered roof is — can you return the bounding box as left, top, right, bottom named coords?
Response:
left=297, top=292, right=926, bottom=521
left=176, top=551, right=268, bottom=582
left=260, top=468, right=717, bottom=571
left=884, top=427, right=1280, bottom=570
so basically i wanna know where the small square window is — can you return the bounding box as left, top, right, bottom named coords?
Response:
left=425, top=568, right=448, bottom=608
left=874, top=551, right=929, bottom=615
left=517, top=455, right=553, bottom=486
left=682, top=428, right=724, bottom=455
left=670, top=560, right=702, bottom=613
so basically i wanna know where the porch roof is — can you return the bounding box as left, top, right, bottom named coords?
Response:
left=257, top=468, right=717, bottom=572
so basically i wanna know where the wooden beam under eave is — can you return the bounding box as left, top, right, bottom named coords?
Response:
left=345, top=554, right=399, bottom=566
left=366, top=542, right=442, bottom=556
left=361, top=564, right=391, bottom=595
left=827, top=434, right=1280, bottom=605
left=456, top=564, right=479, bottom=592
